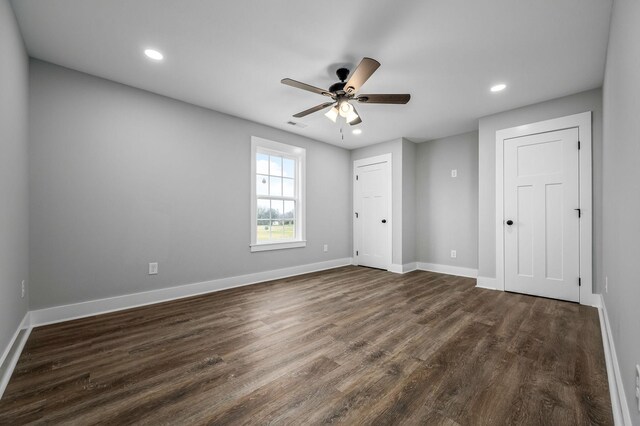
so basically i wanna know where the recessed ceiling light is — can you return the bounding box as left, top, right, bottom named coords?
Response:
left=490, top=83, right=507, bottom=92
left=144, top=49, right=164, bottom=61
left=352, top=128, right=362, bottom=135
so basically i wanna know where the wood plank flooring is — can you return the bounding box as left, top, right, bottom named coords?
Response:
left=0, top=266, right=612, bottom=425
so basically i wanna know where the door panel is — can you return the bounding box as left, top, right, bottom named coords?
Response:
left=516, top=185, right=534, bottom=277
left=354, top=159, right=390, bottom=270
left=504, top=128, right=579, bottom=302
left=545, top=183, right=564, bottom=280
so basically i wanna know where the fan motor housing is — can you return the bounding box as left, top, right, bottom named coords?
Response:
left=328, top=67, right=351, bottom=94
left=328, top=81, right=346, bottom=93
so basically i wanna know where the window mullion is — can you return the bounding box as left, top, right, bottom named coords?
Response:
left=264, top=195, right=296, bottom=201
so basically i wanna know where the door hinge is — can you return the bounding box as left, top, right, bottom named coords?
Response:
left=575, top=208, right=581, bottom=218
left=578, top=277, right=582, bottom=287
left=356, top=251, right=359, bottom=256
left=578, top=140, right=581, bottom=150
left=355, top=212, right=359, bottom=218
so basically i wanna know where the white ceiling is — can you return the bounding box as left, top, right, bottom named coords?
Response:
left=11, top=0, right=612, bottom=149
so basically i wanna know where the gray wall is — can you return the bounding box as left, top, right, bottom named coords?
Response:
left=0, top=0, right=29, bottom=358
left=351, top=138, right=404, bottom=265
left=402, top=138, right=416, bottom=264
left=416, top=131, right=478, bottom=269
left=477, top=89, right=603, bottom=293
left=28, top=60, right=351, bottom=309
left=601, top=0, right=640, bottom=421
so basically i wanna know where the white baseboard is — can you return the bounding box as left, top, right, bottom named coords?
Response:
left=403, top=262, right=418, bottom=273
left=388, top=264, right=403, bottom=274
left=476, top=276, right=498, bottom=290
left=599, top=295, right=632, bottom=426
left=0, top=312, right=30, bottom=370
left=416, top=262, right=478, bottom=279
left=29, top=257, right=353, bottom=327
left=0, top=312, right=32, bottom=399
left=388, top=262, right=418, bottom=274
left=581, top=292, right=602, bottom=308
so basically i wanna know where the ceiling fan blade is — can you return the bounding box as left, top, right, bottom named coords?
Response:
left=292, top=102, right=336, bottom=118
left=348, top=105, right=362, bottom=125
left=281, top=78, right=334, bottom=97
left=344, top=57, right=381, bottom=95
left=356, top=94, right=411, bottom=104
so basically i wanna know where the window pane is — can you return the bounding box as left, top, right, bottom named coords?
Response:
left=284, top=200, right=295, bottom=219
left=282, top=178, right=294, bottom=197
left=256, top=175, right=269, bottom=195
left=257, top=199, right=271, bottom=219
left=270, top=221, right=285, bottom=239
left=256, top=153, right=269, bottom=175
left=283, top=158, right=295, bottom=178
left=284, top=220, right=295, bottom=239
left=252, top=141, right=304, bottom=247
left=271, top=200, right=284, bottom=219
left=257, top=220, right=270, bottom=242
left=269, top=156, right=282, bottom=176
left=270, top=176, right=282, bottom=196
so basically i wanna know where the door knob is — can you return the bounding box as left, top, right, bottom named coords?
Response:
left=506, top=220, right=514, bottom=226
left=381, top=219, right=387, bottom=223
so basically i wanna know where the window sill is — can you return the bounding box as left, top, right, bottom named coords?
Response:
left=250, top=240, right=307, bottom=252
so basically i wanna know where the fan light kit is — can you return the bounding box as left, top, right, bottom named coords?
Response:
left=324, top=106, right=339, bottom=123
left=281, top=57, right=410, bottom=128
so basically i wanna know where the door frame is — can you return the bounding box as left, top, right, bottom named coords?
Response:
left=495, top=111, right=597, bottom=306
left=353, top=154, right=393, bottom=270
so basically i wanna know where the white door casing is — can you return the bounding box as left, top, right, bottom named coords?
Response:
left=503, top=128, right=579, bottom=302
left=495, top=111, right=596, bottom=306
left=353, top=154, right=392, bottom=270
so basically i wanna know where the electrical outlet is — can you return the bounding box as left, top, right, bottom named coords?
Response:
left=21, top=280, right=25, bottom=298
left=450, top=250, right=457, bottom=259
left=605, top=276, right=608, bottom=293
left=323, top=244, right=328, bottom=253
left=148, top=262, right=158, bottom=275
left=451, top=169, right=457, bottom=178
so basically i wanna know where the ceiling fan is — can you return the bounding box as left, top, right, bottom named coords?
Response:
left=281, top=57, right=410, bottom=126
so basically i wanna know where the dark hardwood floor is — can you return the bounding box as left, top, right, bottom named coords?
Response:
left=0, top=266, right=612, bottom=425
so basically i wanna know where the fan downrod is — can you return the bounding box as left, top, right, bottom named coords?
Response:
left=335, top=67, right=350, bottom=82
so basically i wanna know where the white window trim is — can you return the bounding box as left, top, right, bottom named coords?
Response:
left=250, top=136, right=306, bottom=252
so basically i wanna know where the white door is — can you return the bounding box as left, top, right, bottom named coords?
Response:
left=504, top=128, right=580, bottom=302
left=354, top=155, right=391, bottom=270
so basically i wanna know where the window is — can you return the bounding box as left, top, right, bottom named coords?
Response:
left=250, top=137, right=306, bottom=251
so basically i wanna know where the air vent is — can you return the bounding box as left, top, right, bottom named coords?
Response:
left=286, top=121, right=307, bottom=128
